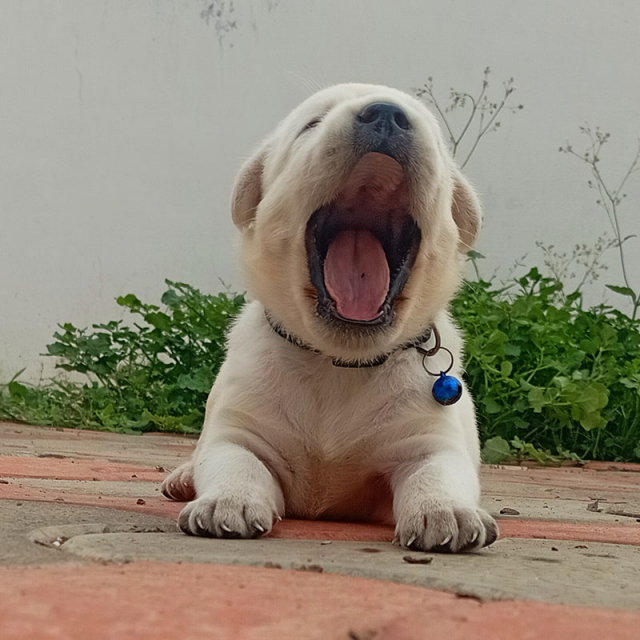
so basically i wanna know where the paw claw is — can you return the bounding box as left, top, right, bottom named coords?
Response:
left=178, top=493, right=277, bottom=539
left=395, top=502, right=497, bottom=553
left=161, top=461, right=196, bottom=503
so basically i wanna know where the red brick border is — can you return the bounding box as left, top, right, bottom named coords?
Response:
left=0, top=562, right=637, bottom=640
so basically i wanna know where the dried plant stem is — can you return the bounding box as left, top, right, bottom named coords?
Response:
left=561, top=127, right=640, bottom=319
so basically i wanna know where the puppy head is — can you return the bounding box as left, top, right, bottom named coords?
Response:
left=231, top=83, right=481, bottom=361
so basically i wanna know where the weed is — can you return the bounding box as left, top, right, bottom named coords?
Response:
left=560, top=126, right=640, bottom=320
left=454, top=267, right=640, bottom=463
left=414, top=67, right=524, bottom=169
left=0, top=281, right=245, bottom=434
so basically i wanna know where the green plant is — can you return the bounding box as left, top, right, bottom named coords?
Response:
left=4, top=267, right=637, bottom=462
left=454, top=267, right=640, bottom=463
left=0, top=281, right=245, bottom=433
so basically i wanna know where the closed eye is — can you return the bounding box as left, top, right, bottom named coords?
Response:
left=297, top=117, right=322, bottom=138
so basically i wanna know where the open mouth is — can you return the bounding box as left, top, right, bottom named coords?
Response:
left=305, top=152, right=421, bottom=327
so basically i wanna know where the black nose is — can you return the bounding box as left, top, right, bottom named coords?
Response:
left=356, top=102, right=411, bottom=132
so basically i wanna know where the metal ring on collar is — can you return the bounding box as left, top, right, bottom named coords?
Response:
left=421, top=345, right=455, bottom=376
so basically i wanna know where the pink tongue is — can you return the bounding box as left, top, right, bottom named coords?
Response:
left=324, top=230, right=389, bottom=321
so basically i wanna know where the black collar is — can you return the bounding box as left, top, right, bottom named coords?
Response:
left=265, top=311, right=437, bottom=368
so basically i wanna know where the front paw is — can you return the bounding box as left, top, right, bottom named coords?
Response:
left=161, top=461, right=195, bottom=502
left=178, top=492, right=278, bottom=539
left=394, top=500, right=498, bottom=553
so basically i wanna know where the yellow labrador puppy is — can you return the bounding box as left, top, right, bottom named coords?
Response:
left=163, top=83, right=498, bottom=552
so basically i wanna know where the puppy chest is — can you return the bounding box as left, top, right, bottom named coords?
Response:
left=281, top=451, right=387, bottom=520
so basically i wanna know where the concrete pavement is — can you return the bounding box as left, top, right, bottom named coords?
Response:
left=1, top=420, right=639, bottom=639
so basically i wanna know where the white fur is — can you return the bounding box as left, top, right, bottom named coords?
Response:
left=166, top=83, right=498, bottom=552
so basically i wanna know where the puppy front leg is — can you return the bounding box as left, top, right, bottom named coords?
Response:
left=178, top=441, right=284, bottom=539
left=392, top=447, right=498, bottom=553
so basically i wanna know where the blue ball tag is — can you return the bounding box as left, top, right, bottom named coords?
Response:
left=432, top=372, right=463, bottom=406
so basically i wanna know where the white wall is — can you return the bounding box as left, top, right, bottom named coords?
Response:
left=1, top=0, right=639, bottom=382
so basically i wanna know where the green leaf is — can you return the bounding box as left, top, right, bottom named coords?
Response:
left=46, top=343, right=69, bottom=357
left=512, top=416, right=529, bottom=429
left=580, top=411, right=607, bottom=431
left=86, top=334, right=111, bottom=356
left=482, top=397, right=502, bottom=414
left=519, top=378, right=534, bottom=391
left=500, top=361, right=513, bottom=377
left=8, top=381, right=27, bottom=399
left=504, top=344, right=521, bottom=357
left=482, top=436, right=512, bottom=464
left=161, top=289, right=181, bottom=307
left=484, top=330, right=509, bottom=356
left=177, top=368, right=214, bottom=392
left=528, top=387, right=547, bottom=413
left=146, top=312, right=171, bottom=331
left=606, top=284, right=636, bottom=300
left=577, top=382, right=609, bottom=413
left=599, top=323, right=618, bottom=346
left=527, top=267, right=542, bottom=281
left=520, top=443, right=553, bottom=464
left=9, top=368, right=27, bottom=383
left=579, top=339, right=598, bottom=355
left=557, top=448, right=582, bottom=462
left=619, top=377, right=640, bottom=393
left=116, top=294, right=142, bottom=309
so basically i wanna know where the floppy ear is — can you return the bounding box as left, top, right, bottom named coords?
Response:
left=231, top=147, right=266, bottom=228
left=451, top=171, right=483, bottom=252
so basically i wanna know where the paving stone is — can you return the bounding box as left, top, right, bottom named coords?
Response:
left=53, top=530, right=640, bottom=610
left=0, top=500, right=173, bottom=567
left=1, top=562, right=639, bottom=640
left=2, top=420, right=640, bottom=638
